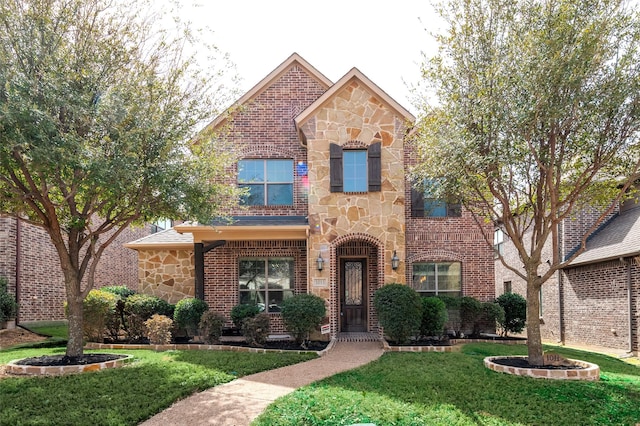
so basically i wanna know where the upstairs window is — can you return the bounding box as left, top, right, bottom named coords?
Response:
left=238, top=159, right=293, bottom=206
left=330, top=142, right=381, bottom=192
left=411, top=181, right=461, bottom=218
left=494, top=228, right=505, bottom=257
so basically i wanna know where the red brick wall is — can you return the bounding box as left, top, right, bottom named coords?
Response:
left=0, top=216, right=149, bottom=322
left=203, top=240, right=307, bottom=334
left=404, top=146, right=495, bottom=302
left=224, top=64, right=328, bottom=217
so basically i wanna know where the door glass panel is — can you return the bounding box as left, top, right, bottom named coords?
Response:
left=344, top=261, right=363, bottom=305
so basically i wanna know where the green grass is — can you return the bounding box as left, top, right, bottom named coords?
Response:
left=0, top=346, right=316, bottom=425
left=25, top=323, right=69, bottom=340
left=254, top=343, right=640, bottom=426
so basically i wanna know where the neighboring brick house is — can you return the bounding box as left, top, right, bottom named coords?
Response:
left=126, top=53, right=495, bottom=338
left=0, top=215, right=150, bottom=322
left=495, top=197, right=639, bottom=354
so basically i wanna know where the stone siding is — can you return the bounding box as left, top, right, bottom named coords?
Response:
left=138, top=249, right=195, bottom=304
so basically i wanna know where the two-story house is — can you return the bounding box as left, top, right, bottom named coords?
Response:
left=126, top=53, right=495, bottom=339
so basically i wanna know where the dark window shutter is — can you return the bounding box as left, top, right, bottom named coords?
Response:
left=368, top=142, right=381, bottom=192
left=411, top=186, right=425, bottom=217
left=330, top=143, right=343, bottom=192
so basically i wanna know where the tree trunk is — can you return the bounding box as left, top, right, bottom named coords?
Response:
left=526, top=281, right=543, bottom=366
left=64, top=275, right=85, bottom=359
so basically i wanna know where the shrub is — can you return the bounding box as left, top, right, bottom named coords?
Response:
left=144, top=314, right=173, bottom=345
left=460, top=296, right=483, bottom=336
left=81, top=289, right=119, bottom=342
left=124, top=294, right=175, bottom=341
left=241, top=313, right=270, bottom=347
left=174, top=298, right=209, bottom=337
left=373, top=283, right=422, bottom=344
left=496, top=292, right=527, bottom=336
left=0, top=276, right=18, bottom=323
left=101, top=285, right=137, bottom=299
left=437, top=295, right=462, bottom=336
left=199, top=311, right=226, bottom=344
left=280, top=294, right=326, bottom=346
left=482, top=301, right=505, bottom=334
left=230, top=303, right=261, bottom=329
left=420, top=297, right=448, bottom=338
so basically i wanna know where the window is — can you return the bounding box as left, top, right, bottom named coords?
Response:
left=503, top=281, right=512, bottom=294
left=238, top=159, right=293, bottom=206
left=494, top=229, right=505, bottom=257
left=411, top=182, right=461, bottom=218
left=343, top=150, right=368, bottom=192
left=151, top=218, right=173, bottom=233
left=411, top=262, right=461, bottom=297
left=330, top=142, right=381, bottom=192
left=239, top=258, right=294, bottom=312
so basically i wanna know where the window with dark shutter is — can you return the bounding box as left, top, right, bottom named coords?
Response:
left=411, top=187, right=425, bottom=217
left=368, top=142, right=381, bottom=192
left=329, top=143, right=343, bottom=192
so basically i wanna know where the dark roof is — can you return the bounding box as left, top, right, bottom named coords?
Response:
left=210, top=216, right=308, bottom=226
left=570, top=206, right=640, bottom=266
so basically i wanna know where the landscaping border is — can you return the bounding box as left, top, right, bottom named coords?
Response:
left=6, top=354, right=134, bottom=376
left=383, top=338, right=527, bottom=352
left=484, top=356, right=600, bottom=380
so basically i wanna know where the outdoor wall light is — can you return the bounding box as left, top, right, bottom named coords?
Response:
left=391, top=250, right=400, bottom=270
left=317, top=254, right=325, bottom=271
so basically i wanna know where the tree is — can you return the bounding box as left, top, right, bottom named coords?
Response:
left=0, top=0, right=239, bottom=359
left=413, top=0, right=640, bottom=365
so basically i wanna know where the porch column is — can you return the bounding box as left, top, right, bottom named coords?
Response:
left=194, top=240, right=226, bottom=301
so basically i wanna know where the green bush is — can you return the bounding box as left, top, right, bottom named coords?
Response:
left=460, top=296, right=483, bottom=336
left=482, top=301, right=505, bottom=334
left=144, top=314, right=173, bottom=345
left=101, top=285, right=137, bottom=299
left=0, top=276, right=18, bottom=323
left=241, top=313, right=270, bottom=347
left=174, top=298, right=209, bottom=337
left=199, top=311, right=226, bottom=344
left=373, top=283, right=422, bottom=344
left=230, top=303, right=261, bottom=329
left=496, top=292, right=527, bottom=336
left=81, top=289, right=119, bottom=342
left=420, top=297, right=448, bottom=337
left=280, top=294, right=326, bottom=346
left=437, top=295, right=462, bottom=336
left=124, top=294, right=174, bottom=341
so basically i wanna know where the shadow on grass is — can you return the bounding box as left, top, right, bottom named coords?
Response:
left=255, top=343, right=640, bottom=426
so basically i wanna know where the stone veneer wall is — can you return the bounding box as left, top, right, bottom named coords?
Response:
left=138, top=249, right=195, bottom=304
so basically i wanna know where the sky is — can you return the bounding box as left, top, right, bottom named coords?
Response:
left=179, top=1, right=443, bottom=117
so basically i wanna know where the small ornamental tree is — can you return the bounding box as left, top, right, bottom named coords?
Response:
left=373, top=284, right=422, bottom=344
left=280, top=294, right=326, bottom=346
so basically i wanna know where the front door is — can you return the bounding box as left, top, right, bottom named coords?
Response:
left=340, top=259, right=367, bottom=332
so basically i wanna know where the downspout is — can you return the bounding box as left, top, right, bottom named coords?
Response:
left=557, top=220, right=564, bottom=345
left=15, top=217, right=21, bottom=324
left=624, top=256, right=633, bottom=354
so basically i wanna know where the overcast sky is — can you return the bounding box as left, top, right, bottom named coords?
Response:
left=180, top=1, right=442, bottom=116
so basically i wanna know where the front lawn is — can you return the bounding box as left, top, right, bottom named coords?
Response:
left=254, top=343, right=640, bottom=426
left=0, top=346, right=316, bottom=425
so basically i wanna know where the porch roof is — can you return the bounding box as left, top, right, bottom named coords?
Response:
left=174, top=216, right=309, bottom=244
left=569, top=206, right=640, bottom=266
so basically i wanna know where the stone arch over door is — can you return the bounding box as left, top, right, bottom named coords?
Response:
left=330, top=233, right=384, bottom=337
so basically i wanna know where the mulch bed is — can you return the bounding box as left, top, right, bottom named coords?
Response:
left=491, top=357, right=584, bottom=370
left=15, top=354, right=127, bottom=367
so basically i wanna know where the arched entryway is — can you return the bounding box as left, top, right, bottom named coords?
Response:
left=331, top=234, right=384, bottom=337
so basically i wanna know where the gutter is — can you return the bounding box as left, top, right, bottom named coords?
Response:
left=623, top=257, right=634, bottom=354
left=15, top=218, right=21, bottom=324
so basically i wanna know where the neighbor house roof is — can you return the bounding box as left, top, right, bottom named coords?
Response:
left=124, top=228, right=193, bottom=250
left=569, top=206, right=640, bottom=266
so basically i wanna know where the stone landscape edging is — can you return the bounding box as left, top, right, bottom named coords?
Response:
left=484, top=355, right=600, bottom=380
left=382, top=337, right=527, bottom=352
left=6, top=354, right=134, bottom=376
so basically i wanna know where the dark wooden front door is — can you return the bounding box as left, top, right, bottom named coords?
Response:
left=340, top=259, right=367, bottom=332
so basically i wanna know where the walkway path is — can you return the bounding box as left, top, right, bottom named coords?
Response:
left=140, top=340, right=384, bottom=426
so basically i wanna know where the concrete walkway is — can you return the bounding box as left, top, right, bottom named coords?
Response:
left=140, top=340, right=384, bottom=426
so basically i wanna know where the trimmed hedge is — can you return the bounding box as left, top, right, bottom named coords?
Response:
left=174, top=298, right=209, bottom=337
left=374, top=284, right=422, bottom=344
left=420, top=297, right=448, bottom=337
left=281, top=294, right=326, bottom=346
left=496, top=292, right=527, bottom=336
left=230, top=303, right=261, bottom=329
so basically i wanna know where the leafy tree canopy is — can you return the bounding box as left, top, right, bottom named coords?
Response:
left=413, top=0, right=640, bottom=364
left=0, top=0, right=240, bottom=357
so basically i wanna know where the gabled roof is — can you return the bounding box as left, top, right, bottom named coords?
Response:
left=124, top=228, right=193, bottom=250
left=294, top=67, right=416, bottom=139
left=569, top=206, right=640, bottom=266
left=202, top=53, right=333, bottom=132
